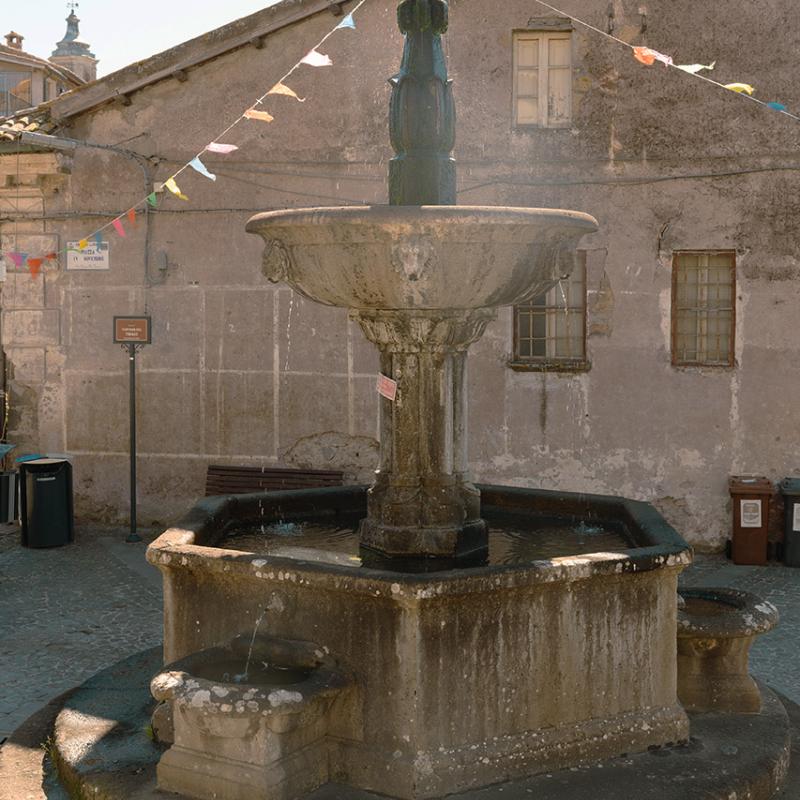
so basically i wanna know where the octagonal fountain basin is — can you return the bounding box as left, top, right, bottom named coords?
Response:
left=246, top=205, right=598, bottom=310
left=148, top=484, right=692, bottom=800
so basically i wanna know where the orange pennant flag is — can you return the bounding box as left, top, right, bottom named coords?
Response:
left=633, top=46, right=656, bottom=66
left=27, top=257, right=42, bottom=278
left=127, top=208, right=137, bottom=226
left=44, top=252, right=57, bottom=261
left=267, top=82, right=305, bottom=102
left=244, top=107, right=274, bottom=123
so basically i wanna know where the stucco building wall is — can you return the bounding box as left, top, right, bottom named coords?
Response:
left=1, top=0, right=798, bottom=548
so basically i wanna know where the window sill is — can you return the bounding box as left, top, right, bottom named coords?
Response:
left=508, top=359, right=591, bottom=374
left=671, top=362, right=736, bottom=371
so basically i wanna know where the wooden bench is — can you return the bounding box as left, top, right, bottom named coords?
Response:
left=204, top=465, right=345, bottom=497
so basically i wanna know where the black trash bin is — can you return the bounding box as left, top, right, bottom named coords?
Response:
left=20, top=458, right=74, bottom=548
left=0, top=471, right=18, bottom=523
left=780, top=478, right=800, bottom=567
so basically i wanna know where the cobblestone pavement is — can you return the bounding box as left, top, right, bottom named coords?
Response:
left=1, top=522, right=799, bottom=742
left=0, top=524, right=162, bottom=740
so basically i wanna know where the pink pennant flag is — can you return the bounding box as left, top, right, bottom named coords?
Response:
left=206, top=142, right=239, bottom=154
left=300, top=49, right=333, bottom=67
left=8, top=252, right=26, bottom=267
left=244, top=108, right=274, bottom=123
left=112, top=218, right=126, bottom=238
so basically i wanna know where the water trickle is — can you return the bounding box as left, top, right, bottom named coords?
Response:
left=284, top=292, right=295, bottom=372
left=234, top=608, right=267, bottom=683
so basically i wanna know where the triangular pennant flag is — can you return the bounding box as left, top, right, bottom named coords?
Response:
left=146, top=192, right=158, bottom=207
left=8, top=252, right=27, bottom=267
left=244, top=108, right=275, bottom=123
left=45, top=252, right=57, bottom=261
left=725, top=83, right=755, bottom=95
left=127, top=208, right=137, bottom=226
left=27, top=258, right=42, bottom=278
left=767, top=102, right=788, bottom=112
left=94, top=233, right=103, bottom=247
left=112, top=218, right=126, bottom=238
left=78, top=239, right=88, bottom=251
left=164, top=177, right=189, bottom=201
left=300, top=49, right=333, bottom=67
left=336, top=12, right=356, bottom=30
left=633, top=46, right=672, bottom=67
left=633, top=46, right=656, bottom=66
left=267, top=82, right=306, bottom=102
left=676, top=61, right=715, bottom=75
left=189, top=156, right=217, bottom=181
left=206, top=142, right=239, bottom=154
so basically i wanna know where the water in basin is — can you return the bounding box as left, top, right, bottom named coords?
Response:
left=190, top=658, right=312, bottom=687
left=219, top=507, right=633, bottom=568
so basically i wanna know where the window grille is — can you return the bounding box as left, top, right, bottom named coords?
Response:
left=672, top=251, right=735, bottom=367
left=513, top=256, right=586, bottom=369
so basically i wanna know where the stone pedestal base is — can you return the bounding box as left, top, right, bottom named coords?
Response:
left=359, top=516, right=487, bottom=559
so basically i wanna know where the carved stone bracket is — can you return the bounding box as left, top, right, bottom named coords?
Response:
left=261, top=239, right=292, bottom=283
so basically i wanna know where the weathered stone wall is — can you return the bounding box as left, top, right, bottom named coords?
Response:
left=1, top=0, right=798, bottom=548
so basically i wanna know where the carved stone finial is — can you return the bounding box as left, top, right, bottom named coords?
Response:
left=389, top=1, right=456, bottom=206
left=397, top=0, right=448, bottom=34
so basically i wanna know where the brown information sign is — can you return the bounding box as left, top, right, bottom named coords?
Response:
left=113, top=316, right=152, bottom=344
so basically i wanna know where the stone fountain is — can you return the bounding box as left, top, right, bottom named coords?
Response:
left=147, top=2, right=694, bottom=798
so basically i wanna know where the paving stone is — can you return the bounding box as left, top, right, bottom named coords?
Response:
left=0, top=524, right=162, bottom=734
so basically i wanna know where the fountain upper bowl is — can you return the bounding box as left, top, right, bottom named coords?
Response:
left=246, top=205, right=598, bottom=310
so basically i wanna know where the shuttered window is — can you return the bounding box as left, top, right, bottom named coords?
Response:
left=513, top=32, right=572, bottom=127
left=672, top=251, right=736, bottom=367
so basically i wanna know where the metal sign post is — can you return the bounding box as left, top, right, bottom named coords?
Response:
left=113, top=316, right=152, bottom=543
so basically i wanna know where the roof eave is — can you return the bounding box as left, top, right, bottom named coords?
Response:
left=48, top=0, right=351, bottom=122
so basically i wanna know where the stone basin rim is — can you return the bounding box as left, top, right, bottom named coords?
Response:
left=677, top=587, right=779, bottom=638
left=245, top=204, right=600, bottom=232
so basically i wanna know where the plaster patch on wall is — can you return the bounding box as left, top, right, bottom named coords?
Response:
left=282, top=431, right=378, bottom=482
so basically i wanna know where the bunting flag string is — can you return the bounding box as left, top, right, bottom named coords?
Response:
left=532, top=0, right=800, bottom=124
left=0, top=0, right=370, bottom=275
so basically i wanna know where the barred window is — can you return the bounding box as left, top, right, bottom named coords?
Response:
left=513, top=31, right=572, bottom=128
left=672, top=251, right=735, bottom=367
left=512, top=256, right=587, bottom=370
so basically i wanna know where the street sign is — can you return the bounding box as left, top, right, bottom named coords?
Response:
left=67, top=240, right=109, bottom=271
left=113, top=316, right=152, bottom=344
left=114, top=315, right=152, bottom=543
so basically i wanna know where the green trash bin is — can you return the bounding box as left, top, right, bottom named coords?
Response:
left=780, top=478, right=800, bottom=567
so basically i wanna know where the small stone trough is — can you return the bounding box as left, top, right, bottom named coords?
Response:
left=677, top=587, right=779, bottom=714
left=151, top=633, right=353, bottom=800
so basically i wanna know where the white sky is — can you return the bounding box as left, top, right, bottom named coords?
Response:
left=6, top=0, right=283, bottom=77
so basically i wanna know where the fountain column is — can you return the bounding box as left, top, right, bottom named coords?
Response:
left=353, top=308, right=494, bottom=557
